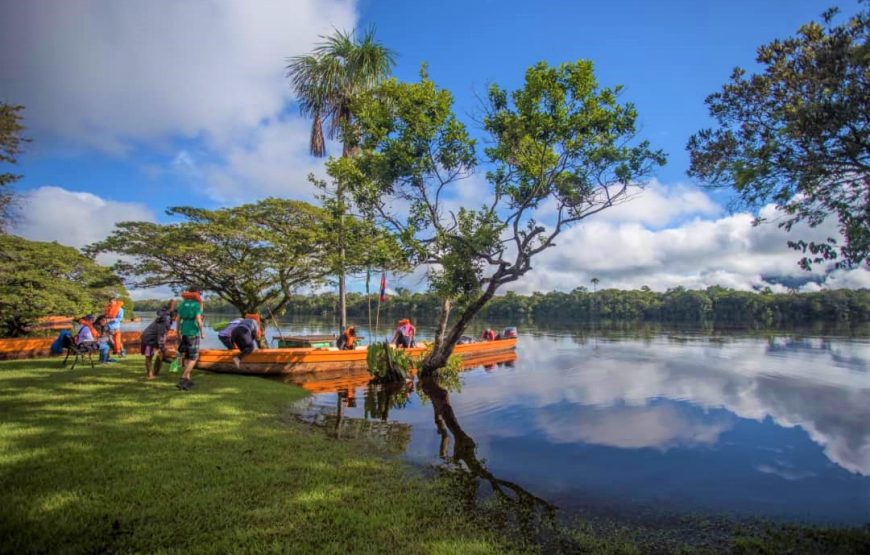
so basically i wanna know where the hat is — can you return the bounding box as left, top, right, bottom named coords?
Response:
left=82, top=314, right=95, bottom=321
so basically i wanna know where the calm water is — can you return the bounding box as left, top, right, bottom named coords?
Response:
left=132, top=315, right=870, bottom=525
left=285, top=320, right=870, bottom=526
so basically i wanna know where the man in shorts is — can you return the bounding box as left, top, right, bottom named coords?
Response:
left=140, top=300, right=176, bottom=379
left=175, top=289, right=204, bottom=390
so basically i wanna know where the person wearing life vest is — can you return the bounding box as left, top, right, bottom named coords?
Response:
left=391, top=319, right=415, bottom=349
left=481, top=328, right=496, bottom=341
left=75, top=315, right=100, bottom=356
left=337, top=326, right=356, bottom=350
left=175, top=288, right=205, bottom=391
left=230, top=315, right=261, bottom=369
left=104, top=298, right=125, bottom=356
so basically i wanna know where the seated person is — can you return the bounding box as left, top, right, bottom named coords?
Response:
left=231, top=317, right=260, bottom=369
left=337, top=326, right=357, bottom=350
left=480, top=328, right=496, bottom=341
left=92, top=315, right=114, bottom=363
left=75, top=315, right=100, bottom=352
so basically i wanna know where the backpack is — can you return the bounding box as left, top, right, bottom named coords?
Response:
left=51, top=330, right=72, bottom=354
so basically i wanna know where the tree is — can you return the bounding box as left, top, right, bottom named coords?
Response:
left=0, top=103, right=29, bottom=232
left=0, top=235, right=127, bottom=336
left=287, top=28, right=396, bottom=333
left=88, top=199, right=330, bottom=318
left=336, top=61, right=665, bottom=374
left=687, top=6, right=870, bottom=270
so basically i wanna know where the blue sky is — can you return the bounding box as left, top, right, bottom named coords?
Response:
left=1, top=0, right=867, bottom=294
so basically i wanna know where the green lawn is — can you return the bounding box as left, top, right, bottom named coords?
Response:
left=0, top=357, right=502, bottom=554
left=2, top=357, right=867, bottom=555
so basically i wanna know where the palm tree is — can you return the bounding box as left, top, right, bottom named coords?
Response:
left=287, top=28, right=395, bottom=332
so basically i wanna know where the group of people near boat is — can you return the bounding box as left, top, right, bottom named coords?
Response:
left=70, top=299, right=128, bottom=364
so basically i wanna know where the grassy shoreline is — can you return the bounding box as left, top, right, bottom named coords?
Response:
left=2, top=357, right=868, bottom=554
left=0, top=357, right=505, bottom=554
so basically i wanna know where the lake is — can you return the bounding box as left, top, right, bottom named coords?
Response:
left=276, top=318, right=870, bottom=527
left=153, top=315, right=870, bottom=526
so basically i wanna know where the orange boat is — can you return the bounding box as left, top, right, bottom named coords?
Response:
left=196, top=338, right=517, bottom=375
left=0, top=330, right=148, bottom=361
left=284, top=351, right=518, bottom=393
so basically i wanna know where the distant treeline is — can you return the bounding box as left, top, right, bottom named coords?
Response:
left=135, top=287, right=869, bottom=327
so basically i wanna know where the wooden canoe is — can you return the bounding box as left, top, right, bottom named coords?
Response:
left=0, top=330, right=152, bottom=361
left=196, top=337, right=518, bottom=375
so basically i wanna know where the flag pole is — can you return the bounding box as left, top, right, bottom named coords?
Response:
left=366, top=267, right=372, bottom=346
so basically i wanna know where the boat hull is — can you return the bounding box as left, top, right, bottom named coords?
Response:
left=0, top=330, right=149, bottom=361
left=196, top=338, right=518, bottom=375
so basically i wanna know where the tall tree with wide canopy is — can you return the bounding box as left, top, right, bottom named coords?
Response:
left=333, top=62, right=666, bottom=375
left=286, top=28, right=396, bottom=333
left=87, top=199, right=330, bottom=318
left=0, top=235, right=127, bottom=336
left=687, top=6, right=869, bottom=271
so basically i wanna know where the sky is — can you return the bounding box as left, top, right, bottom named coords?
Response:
left=1, top=0, right=867, bottom=297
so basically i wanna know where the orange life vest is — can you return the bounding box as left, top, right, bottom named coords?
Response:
left=105, top=299, right=124, bottom=319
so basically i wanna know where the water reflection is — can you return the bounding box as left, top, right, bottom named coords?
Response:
left=290, top=325, right=869, bottom=525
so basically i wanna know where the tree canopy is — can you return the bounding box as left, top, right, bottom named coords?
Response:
left=0, top=235, right=127, bottom=336
left=0, top=103, right=28, bottom=232
left=334, top=61, right=666, bottom=373
left=87, top=199, right=332, bottom=316
left=687, top=6, right=870, bottom=270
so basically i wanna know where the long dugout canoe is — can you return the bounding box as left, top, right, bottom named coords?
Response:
left=0, top=330, right=151, bottom=361
left=196, top=337, right=518, bottom=375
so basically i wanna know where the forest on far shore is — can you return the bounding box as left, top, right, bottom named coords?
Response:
left=134, top=286, right=869, bottom=328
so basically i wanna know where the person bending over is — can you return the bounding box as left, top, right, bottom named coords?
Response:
left=140, top=300, right=176, bottom=379
left=231, top=317, right=260, bottom=369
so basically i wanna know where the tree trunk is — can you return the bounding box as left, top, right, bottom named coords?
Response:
left=431, top=298, right=451, bottom=355
left=420, top=286, right=497, bottom=376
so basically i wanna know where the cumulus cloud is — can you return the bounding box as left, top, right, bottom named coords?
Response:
left=0, top=0, right=356, bottom=152
left=509, top=200, right=862, bottom=292
left=12, top=186, right=154, bottom=252
left=0, top=0, right=357, bottom=200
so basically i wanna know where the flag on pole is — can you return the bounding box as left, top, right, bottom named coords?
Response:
left=379, top=272, right=387, bottom=302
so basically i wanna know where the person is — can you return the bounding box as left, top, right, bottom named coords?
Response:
left=217, top=318, right=243, bottom=349
left=140, top=300, right=176, bottom=379
left=93, top=315, right=114, bottom=363
left=175, top=288, right=204, bottom=390
left=391, top=319, right=415, bottom=348
left=74, top=315, right=100, bottom=355
left=230, top=316, right=261, bottom=369
left=337, top=325, right=356, bottom=350
left=104, top=298, right=125, bottom=357
left=481, top=328, right=496, bottom=341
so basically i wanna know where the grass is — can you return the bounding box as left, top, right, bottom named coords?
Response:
left=0, top=357, right=503, bottom=554
left=2, top=357, right=868, bottom=554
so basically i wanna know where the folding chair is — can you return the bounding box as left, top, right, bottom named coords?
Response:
left=61, top=335, right=96, bottom=370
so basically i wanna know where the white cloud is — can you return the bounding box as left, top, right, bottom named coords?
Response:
left=12, top=186, right=154, bottom=253
left=201, top=117, right=336, bottom=202
left=0, top=0, right=357, bottom=201
left=509, top=201, right=863, bottom=292
left=0, top=0, right=357, bottom=152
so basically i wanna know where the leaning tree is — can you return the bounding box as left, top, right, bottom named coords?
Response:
left=332, top=62, right=666, bottom=374
left=87, top=199, right=331, bottom=317
left=687, top=6, right=869, bottom=270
